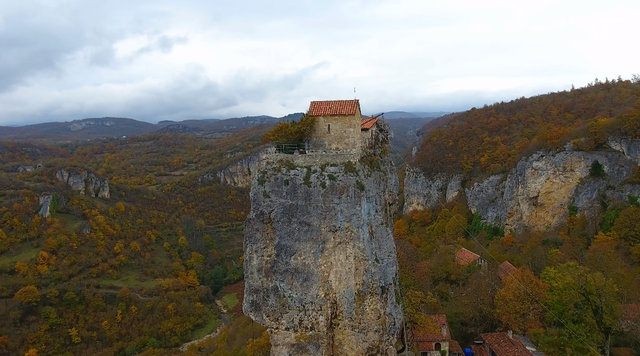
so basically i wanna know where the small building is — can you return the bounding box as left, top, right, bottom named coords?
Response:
left=307, top=99, right=364, bottom=152
left=361, top=113, right=385, bottom=149
left=620, top=303, right=640, bottom=337
left=411, top=314, right=464, bottom=356
left=470, top=331, right=533, bottom=356
left=455, top=247, right=487, bottom=268
left=497, top=260, right=518, bottom=282
left=306, top=99, right=385, bottom=154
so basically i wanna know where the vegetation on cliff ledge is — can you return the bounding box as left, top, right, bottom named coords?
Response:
left=262, top=115, right=316, bottom=148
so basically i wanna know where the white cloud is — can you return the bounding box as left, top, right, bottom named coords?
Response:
left=0, top=0, right=639, bottom=124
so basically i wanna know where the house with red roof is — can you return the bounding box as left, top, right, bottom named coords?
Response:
left=306, top=99, right=384, bottom=153
left=620, top=303, right=640, bottom=337
left=497, top=260, right=518, bottom=282
left=470, top=331, right=534, bottom=355
left=411, top=314, right=464, bottom=356
left=455, top=247, right=486, bottom=268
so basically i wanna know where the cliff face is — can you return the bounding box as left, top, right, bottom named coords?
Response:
left=200, top=152, right=261, bottom=188
left=405, top=138, right=640, bottom=232
left=243, top=156, right=402, bottom=355
left=56, top=168, right=110, bottom=199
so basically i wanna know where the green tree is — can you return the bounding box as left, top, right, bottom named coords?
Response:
left=611, top=206, right=640, bottom=244
left=589, top=160, right=605, bottom=177
left=540, top=262, right=620, bottom=356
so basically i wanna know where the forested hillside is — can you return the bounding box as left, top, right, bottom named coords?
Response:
left=0, top=129, right=271, bottom=355
left=398, top=79, right=640, bottom=354
left=414, top=78, right=640, bottom=177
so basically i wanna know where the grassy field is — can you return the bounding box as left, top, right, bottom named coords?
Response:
left=98, top=270, right=160, bottom=289
left=190, top=314, right=221, bottom=340
left=220, top=293, right=239, bottom=311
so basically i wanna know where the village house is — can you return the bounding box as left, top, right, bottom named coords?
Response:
left=470, top=331, right=535, bottom=356
left=455, top=247, right=487, bottom=268
left=497, top=260, right=518, bottom=282
left=306, top=99, right=384, bottom=154
left=411, top=314, right=463, bottom=356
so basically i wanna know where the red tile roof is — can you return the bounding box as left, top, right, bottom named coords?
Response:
left=455, top=247, right=481, bottom=266
left=622, top=303, right=640, bottom=321
left=471, top=344, right=490, bottom=356
left=307, top=99, right=360, bottom=116
left=361, top=116, right=379, bottom=130
left=450, top=340, right=464, bottom=354
left=620, top=304, right=640, bottom=334
left=480, top=332, right=532, bottom=355
left=497, top=261, right=518, bottom=281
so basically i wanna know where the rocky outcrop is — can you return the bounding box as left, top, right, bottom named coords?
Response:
left=16, top=163, right=42, bottom=173
left=501, top=150, right=632, bottom=232
left=38, top=193, right=53, bottom=218
left=403, top=168, right=461, bottom=213
left=200, top=153, right=261, bottom=188
left=465, top=174, right=507, bottom=225
left=608, top=136, right=640, bottom=163
left=56, top=169, right=110, bottom=199
left=405, top=139, right=640, bottom=233
left=243, top=156, right=403, bottom=355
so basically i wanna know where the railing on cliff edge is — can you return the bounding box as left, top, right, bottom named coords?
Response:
left=272, top=143, right=308, bottom=154
left=269, top=143, right=360, bottom=156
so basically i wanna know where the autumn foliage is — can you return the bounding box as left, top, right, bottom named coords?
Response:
left=262, top=115, right=316, bottom=145
left=414, top=79, right=640, bottom=177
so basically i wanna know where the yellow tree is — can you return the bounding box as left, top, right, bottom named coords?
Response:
left=495, top=268, right=547, bottom=333
left=14, top=285, right=41, bottom=305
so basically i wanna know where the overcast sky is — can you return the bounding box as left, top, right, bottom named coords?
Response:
left=1, top=0, right=638, bottom=125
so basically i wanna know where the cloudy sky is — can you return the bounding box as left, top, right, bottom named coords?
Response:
left=1, top=0, right=638, bottom=125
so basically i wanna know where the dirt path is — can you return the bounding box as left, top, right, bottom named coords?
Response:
left=178, top=324, right=224, bottom=352
left=178, top=298, right=230, bottom=352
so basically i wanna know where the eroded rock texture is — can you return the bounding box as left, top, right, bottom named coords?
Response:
left=243, top=157, right=402, bottom=355
left=56, top=168, right=110, bottom=199
left=405, top=137, right=640, bottom=233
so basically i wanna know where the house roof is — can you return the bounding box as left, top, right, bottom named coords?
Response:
left=413, top=314, right=451, bottom=350
left=361, top=116, right=379, bottom=130
left=450, top=340, right=464, bottom=353
left=455, top=247, right=481, bottom=266
left=497, top=261, right=518, bottom=281
left=622, top=303, right=640, bottom=321
left=471, top=344, right=489, bottom=356
left=307, top=99, right=360, bottom=116
left=480, top=332, right=532, bottom=356
left=620, top=304, right=640, bottom=334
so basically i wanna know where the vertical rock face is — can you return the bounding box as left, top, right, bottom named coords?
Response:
left=243, top=157, right=403, bottom=355
left=200, top=152, right=262, bottom=188
left=608, top=136, right=640, bottom=164
left=38, top=194, right=53, bottom=218
left=405, top=140, right=640, bottom=233
left=56, top=169, right=110, bottom=199
left=402, top=168, right=461, bottom=213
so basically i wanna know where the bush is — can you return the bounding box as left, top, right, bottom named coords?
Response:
left=589, top=160, right=605, bottom=177
left=263, top=115, right=316, bottom=147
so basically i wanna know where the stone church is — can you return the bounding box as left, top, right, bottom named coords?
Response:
left=306, top=99, right=382, bottom=153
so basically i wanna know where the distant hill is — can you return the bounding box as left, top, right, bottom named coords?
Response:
left=0, top=117, right=155, bottom=140
left=0, top=113, right=305, bottom=141
left=379, top=111, right=449, bottom=120
left=386, top=117, right=434, bottom=163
